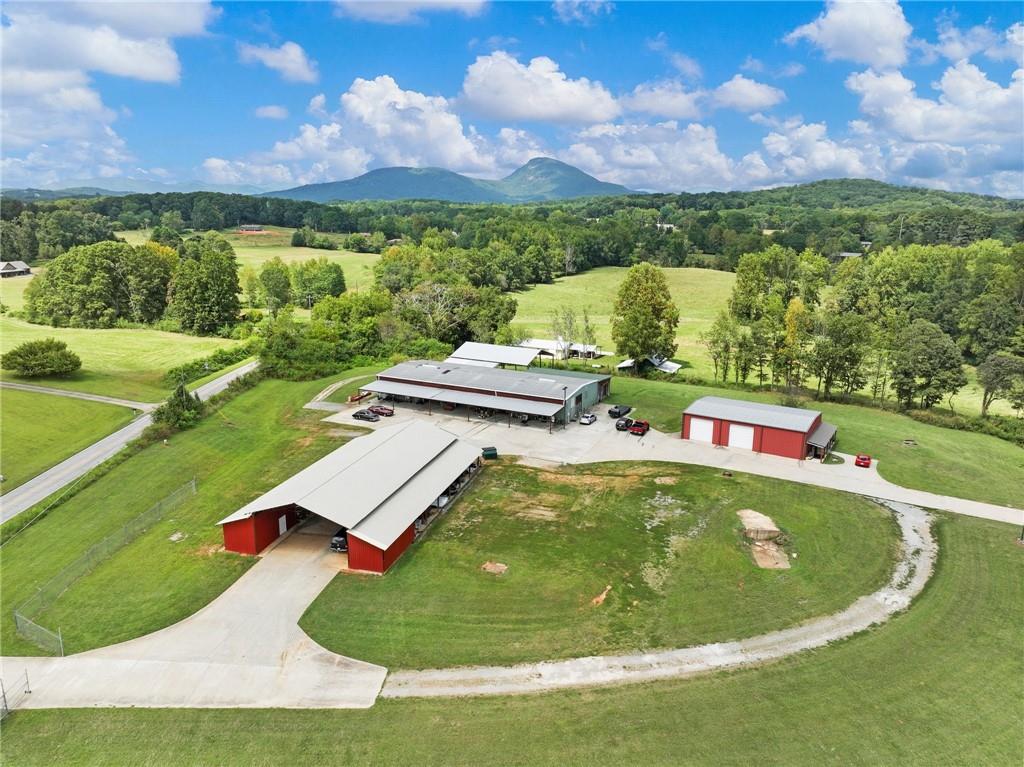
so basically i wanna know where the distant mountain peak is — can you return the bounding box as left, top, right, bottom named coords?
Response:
left=262, top=159, right=632, bottom=204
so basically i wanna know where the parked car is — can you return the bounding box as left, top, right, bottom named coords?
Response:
left=352, top=409, right=380, bottom=422
left=629, top=420, right=650, bottom=436
left=608, top=404, right=632, bottom=418
left=368, top=404, right=394, bottom=417
left=615, top=417, right=634, bottom=431
left=855, top=454, right=872, bottom=468
left=330, top=528, right=348, bottom=552
left=579, top=413, right=597, bottom=425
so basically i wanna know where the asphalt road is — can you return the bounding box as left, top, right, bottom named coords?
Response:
left=0, top=361, right=259, bottom=523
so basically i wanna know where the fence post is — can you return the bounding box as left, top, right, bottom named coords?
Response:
left=24, top=669, right=31, bottom=694
left=1, top=678, right=8, bottom=715
left=58, top=628, right=64, bottom=657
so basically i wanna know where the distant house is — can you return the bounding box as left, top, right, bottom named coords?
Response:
left=0, top=261, right=31, bottom=278
left=237, top=224, right=264, bottom=233
left=836, top=252, right=863, bottom=259
left=656, top=222, right=676, bottom=232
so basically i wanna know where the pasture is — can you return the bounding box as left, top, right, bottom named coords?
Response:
left=513, top=266, right=736, bottom=379
left=3, top=514, right=1019, bottom=765
left=0, top=317, right=236, bottom=402
left=301, top=460, right=896, bottom=668
left=0, top=390, right=136, bottom=494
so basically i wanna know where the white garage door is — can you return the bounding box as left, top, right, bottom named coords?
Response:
left=689, top=417, right=714, bottom=443
left=728, top=424, right=755, bottom=450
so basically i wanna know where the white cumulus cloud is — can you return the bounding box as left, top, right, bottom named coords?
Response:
left=786, top=0, right=912, bottom=69
left=461, top=51, right=619, bottom=122
left=333, top=1, right=487, bottom=24
left=255, top=105, right=289, bottom=120
left=713, top=75, right=786, bottom=111
left=620, top=81, right=703, bottom=119
left=238, top=41, right=318, bottom=83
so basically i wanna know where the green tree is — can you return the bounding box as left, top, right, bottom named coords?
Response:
left=159, top=210, right=186, bottom=232
left=153, top=381, right=205, bottom=429
left=190, top=197, right=224, bottom=231
left=168, top=246, right=240, bottom=334
left=808, top=310, right=872, bottom=399
left=890, top=319, right=967, bottom=409
left=976, top=352, right=1024, bottom=417
left=700, top=311, right=739, bottom=382
left=781, top=297, right=812, bottom=389
left=0, top=338, right=81, bottom=377
left=610, top=262, right=679, bottom=364
left=149, top=225, right=183, bottom=251
left=259, top=257, right=292, bottom=313
left=291, top=257, right=346, bottom=307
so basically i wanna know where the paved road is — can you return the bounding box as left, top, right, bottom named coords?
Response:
left=1, top=519, right=386, bottom=708
left=0, top=361, right=260, bottom=523
left=384, top=501, right=934, bottom=698
left=0, top=382, right=156, bottom=412
left=303, top=373, right=377, bottom=413
left=324, top=406, right=1024, bottom=525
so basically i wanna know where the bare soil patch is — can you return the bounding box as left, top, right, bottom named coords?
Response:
left=195, top=543, right=223, bottom=557
left=750, top=541, right=791, bottom=569
left=591, top=585, right=612, bottom=606
left=654, top=476, right=677, bottom=485
left=481, top=561, right=508, bottom=575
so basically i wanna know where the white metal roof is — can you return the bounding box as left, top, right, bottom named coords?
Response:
left=807, top=421, right=838, bottom=448
left=349, top=439, right=481, bottom=549
left=444, top=356, right=499, bottom=368
left=218, top=421, right=478, bottom=550
left=519, top=338, right=604, bottom=357
left=617, top=356, right=681, bottom=374
left=361, top=379, right=563, bottom=417
left=0, top=261, right=30, bottom=270
left=450, top=341, right=538, bottom=367
left=684, top=396, right=820, bottom=433
left=378, top=360, right=606, bottom=402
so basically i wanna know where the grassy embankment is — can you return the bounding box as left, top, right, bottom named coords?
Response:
left=0, top=390, right=136, bottom=495
left=302, top=460, right=897, bottom=668
left=0, top=377, right=351, bottom=656
left=2, top=514, right=1019, bottom=765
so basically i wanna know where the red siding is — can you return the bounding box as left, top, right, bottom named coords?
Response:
left=221, top=506, right=300, bottom=556
left=680, top=414, right=815, bottom=460
left=348, top=524, right=416, bottom=574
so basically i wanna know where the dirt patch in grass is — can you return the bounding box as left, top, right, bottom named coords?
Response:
left=481, top=561, right=508, bottom=575
left=194, top=543, right=224, bottom=557
left=750, top=541, right=791, bottom=569
left=654, top=476, right=677, bottom=485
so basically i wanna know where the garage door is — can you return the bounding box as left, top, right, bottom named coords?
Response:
left=689, top=417, right=714, bottom=443
left=727, top=424, right=754, bottom=450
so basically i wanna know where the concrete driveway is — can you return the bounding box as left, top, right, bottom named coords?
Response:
left=0, top=518, right=386, bottom=709
left=322, top=404, right=1023, bottom=525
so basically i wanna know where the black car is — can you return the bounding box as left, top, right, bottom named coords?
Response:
left=330, top=528, right=348, bottom=552
left=615, top=417, right=634, bottom=431
left=608, top=405, right=632, bottom=418
left=352, top=409, right=380, bottom=422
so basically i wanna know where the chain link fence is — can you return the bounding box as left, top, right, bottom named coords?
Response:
left=13, top=478, right=197, bottom=655
left=0, top=669, right=32, bottom=720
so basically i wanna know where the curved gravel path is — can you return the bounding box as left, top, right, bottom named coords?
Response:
left=382, top=500, right=934, bottom=699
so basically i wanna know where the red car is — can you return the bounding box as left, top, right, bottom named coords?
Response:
left=368, top=404, right=395, bottom=417
left=854, top=454, right=872, bottom=468
left=628, top=420, right=650, bottom=436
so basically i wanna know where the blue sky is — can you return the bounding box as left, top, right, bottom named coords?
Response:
left=2, top=1, right=1022, bottom=195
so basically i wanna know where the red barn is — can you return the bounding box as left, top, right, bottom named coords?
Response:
left=681, top=396, right=837, bottom=460
left=217, top=420, right=481, bottom=573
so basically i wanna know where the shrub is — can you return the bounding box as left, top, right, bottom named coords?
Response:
left=161, top=341, right=257, bottom=386
left=152, top=382, right=205, bottom=429
left=0, top=338, right=82, bottom=377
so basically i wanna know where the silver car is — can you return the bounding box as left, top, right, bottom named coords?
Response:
left=579, top=413, right=597, bottom=425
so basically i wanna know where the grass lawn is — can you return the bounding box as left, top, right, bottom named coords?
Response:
left=323, top=366, right=384, bottom=403
left=0, top=376, right=353, bottom=656
left=0, top=390, right=136, bottom=495
left=301, top=461, right=897, bottom=668
left=513, top=266, right=736, bottom=379
left=0, top=272, right=37, bottom=313
left=0, top=317, right=236, bottom=402
left=611, top=376, right=1024, bottom=508
left=2, top=514, right=1019, bottom=765
left=121, top=226, right=380, bottom=292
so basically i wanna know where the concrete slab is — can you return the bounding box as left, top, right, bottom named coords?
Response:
left=1, top=522, right=386, bottom=709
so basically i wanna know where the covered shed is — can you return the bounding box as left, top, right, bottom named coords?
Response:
left=681, top=396, right=837, bottom=460
left=0, top=261, right=31, bottom=278
left=362, top=359, right=611, bottom=425
left=217, top=421, right=481, bottom=572
left=518, top=338, right=605, bottom=360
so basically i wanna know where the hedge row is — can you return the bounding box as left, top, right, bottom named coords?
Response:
left=161, top=341, right=257, bottom=386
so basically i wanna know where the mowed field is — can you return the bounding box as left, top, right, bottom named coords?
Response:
left=612, top=377, right=1024, bottom=509
left=120, top=226, right=380, bottom=292
left=0, top=389, right=136, bottom=494
left=0, top=316, right=235, bottom=402
left=302, top=460, right=896, bottom=668
left=0, top=377, right=351, bottom=656
left=513, top=267, right=736, bottom=379
left=2, top=513, right=1020, bottom=765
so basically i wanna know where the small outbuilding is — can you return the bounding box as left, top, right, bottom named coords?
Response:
left=217, top=420, right=481, bottom=572
left=682, top=396, right=837, bottom=460
left=0, top=261, right=31, bottom=278
left=448, top=341, right=539, bottom=368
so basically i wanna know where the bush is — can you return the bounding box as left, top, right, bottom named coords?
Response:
left=161, top=341, right=257, bottom=386
left=0, top=338, right=81, bottom=377
left=906, top=408, right=1024, bottom=448
left=152, top=382, right=205, bottom=429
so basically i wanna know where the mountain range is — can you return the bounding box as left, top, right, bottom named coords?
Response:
left=261, top=158, right=632, bottom=203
